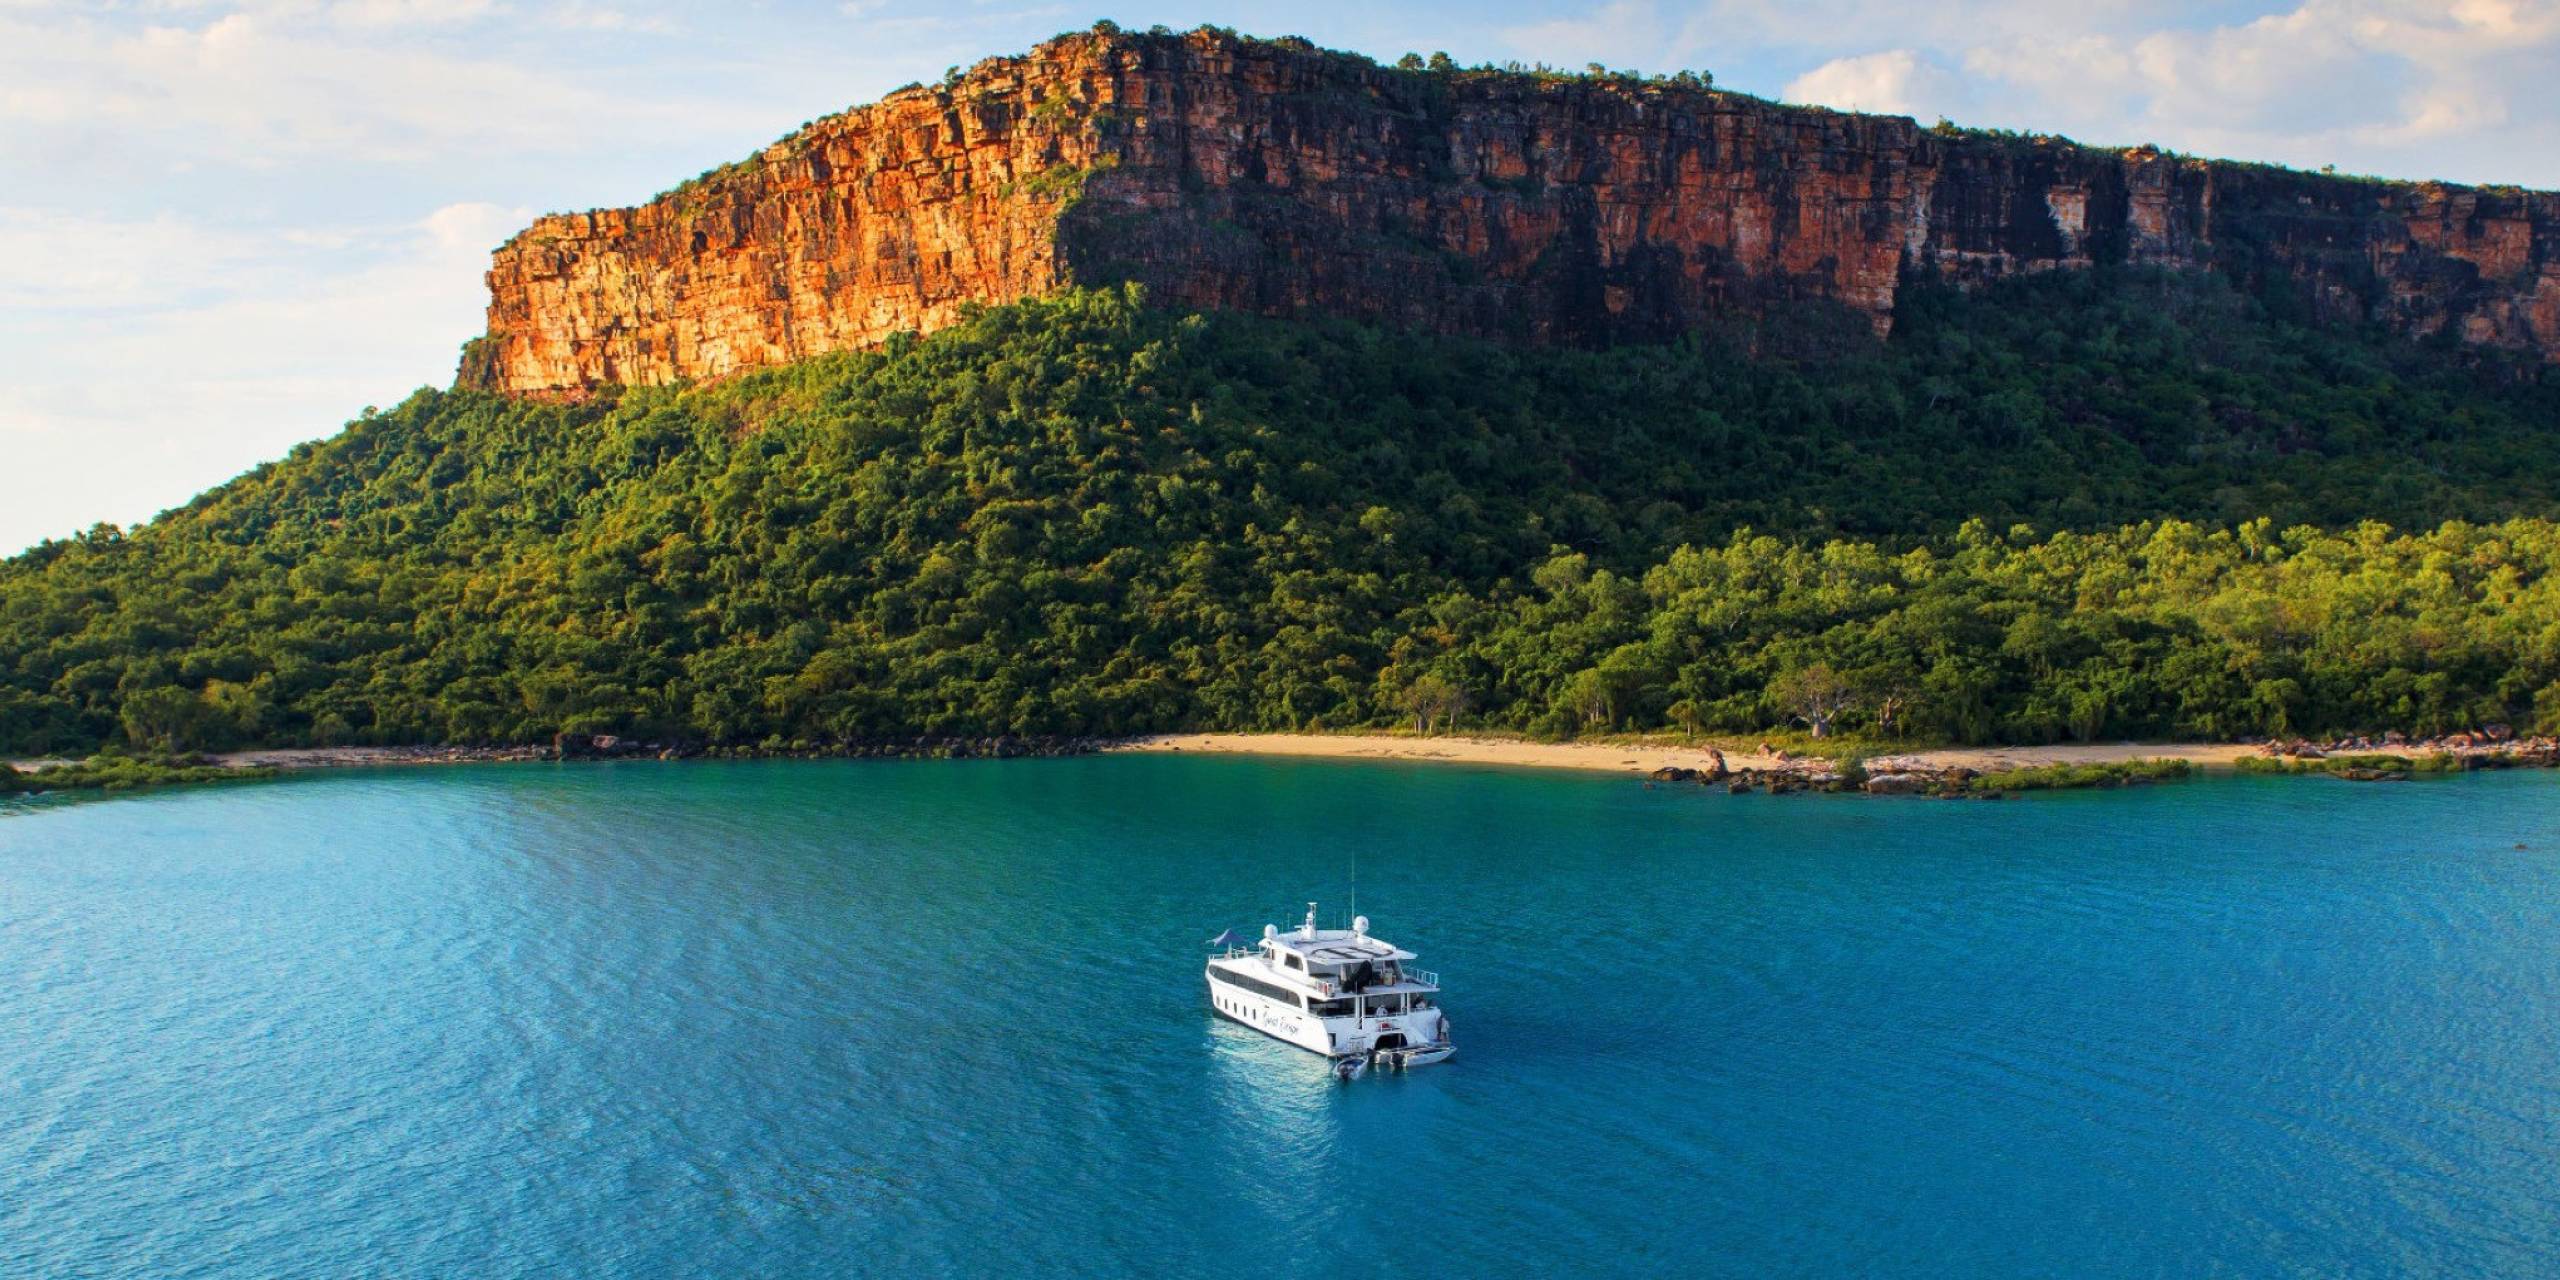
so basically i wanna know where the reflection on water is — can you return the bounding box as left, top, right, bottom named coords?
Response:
left=4, top=758, right=2560, bottom=1278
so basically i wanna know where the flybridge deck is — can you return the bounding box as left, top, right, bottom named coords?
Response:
left=1228, top=930, right=1440, bottom=994
left=1266, top=933, right=1411, bottom=963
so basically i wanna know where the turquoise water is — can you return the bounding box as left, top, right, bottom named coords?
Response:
left=6, top=758, right=2559, bottom=1278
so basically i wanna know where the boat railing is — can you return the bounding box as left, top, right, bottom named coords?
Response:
left=1331, top=967, right=1441, bottom=992
left=1212, top=950, right=1439, bottom=991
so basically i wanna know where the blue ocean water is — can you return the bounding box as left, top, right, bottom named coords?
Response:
left=5, top=757, right=2559, bottom=1278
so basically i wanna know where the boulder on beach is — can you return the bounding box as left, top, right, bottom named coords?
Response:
left=1864, top=773, right=1926, bottom=795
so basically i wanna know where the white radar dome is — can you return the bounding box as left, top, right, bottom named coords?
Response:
left=1352, top=915, right=1370, bottom=935
left=1262, top=924, right=1278, bottom=940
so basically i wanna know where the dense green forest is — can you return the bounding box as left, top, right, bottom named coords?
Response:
left=6, top=273, right=2560, bottom=756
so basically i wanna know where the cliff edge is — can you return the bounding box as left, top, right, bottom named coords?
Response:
left=460, top=26, right=2560, bottom=397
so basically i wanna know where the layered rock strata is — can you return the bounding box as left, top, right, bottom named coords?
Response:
left=461, top=27, right=2560, bottom=396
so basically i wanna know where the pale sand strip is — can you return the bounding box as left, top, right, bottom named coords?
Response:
left=1114, top=733, right=2265, bottom=776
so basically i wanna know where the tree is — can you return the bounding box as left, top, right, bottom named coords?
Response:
left=1558, top=670, right=1615, bottom=732
left=1772, top=664, right=1856, bottom=738
left=1398, top=674, right=1470, bottom=734
left=10, top=273, right=2560, bottom=760
left=119, top=686, right=215, bottom=755
left=1852, top=662, right=1920, bottom=738
left=1666, top=699, right=1704, bottom=737
left=1867, top=683, right=1914, bottom=738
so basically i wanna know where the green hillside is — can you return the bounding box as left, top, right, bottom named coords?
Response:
left=7, top=274, right=2560, bottom=755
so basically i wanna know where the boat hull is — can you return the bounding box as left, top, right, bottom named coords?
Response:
left=1381, top=1043, right=1455, bottom=1069
left=1205, top=967, right=1453, bottom=1066
left=1207, top=979, right=1337, bottom=1055
left=1213, top=993, right=1341, bottom=1054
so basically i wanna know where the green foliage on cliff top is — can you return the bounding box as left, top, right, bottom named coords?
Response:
left=5, top=273, right=2560, bottom=755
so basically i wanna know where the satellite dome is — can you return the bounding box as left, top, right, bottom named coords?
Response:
left=1352, top=915, right=1370, bottom=935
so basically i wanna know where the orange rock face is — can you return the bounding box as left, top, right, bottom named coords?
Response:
left=460, top=29, right=2560, bottom=397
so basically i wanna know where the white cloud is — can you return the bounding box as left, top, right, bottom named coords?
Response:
left=1963, top=5, right=2381, bottom=136
left=319, top=0, right=506, bottom=27
left=0, top=8, right=773, bottom=170
left=1943, top=0, right=2560, bottom=178
left=1495, top=0, right=2560, bottom=182
left=545, top=2, right=676, bottom=33
left=0, top=210, right=270, bottom=309
left=0, top=201, right=525, bottom=549
left=1604, top=0, right=2224, bottom=72
left=1500, top=0, right=1668, bottom=68
left=1782, top=49, right=1969, bottom=118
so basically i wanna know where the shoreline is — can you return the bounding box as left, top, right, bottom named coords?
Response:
left=5, top=744, right=554, bottom=775
left=18, top=736, right=2258, bottom=780
left=8, top=732, right=2550, bottom=798
left=1110, top=733, right=2269, bottom=777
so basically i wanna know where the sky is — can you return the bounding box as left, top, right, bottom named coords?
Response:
left=4, top=0, right=2556, bottom=553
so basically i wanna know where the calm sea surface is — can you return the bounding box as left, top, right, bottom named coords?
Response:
left=5, top=757, right=2559, bottom=1278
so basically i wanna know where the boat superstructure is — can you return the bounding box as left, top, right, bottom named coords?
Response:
left=1205, top=904, right=1453, bottom=1074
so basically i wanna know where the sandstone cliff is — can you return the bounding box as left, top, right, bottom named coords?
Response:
left=460, top=27, right=2560, bottom=397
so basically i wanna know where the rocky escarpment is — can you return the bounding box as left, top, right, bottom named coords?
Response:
left=461, top=26, right=2560, bottom=397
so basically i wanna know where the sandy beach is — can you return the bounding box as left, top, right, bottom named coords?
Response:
left=1113, top=733, right=2265, bottom=776
left=0, top=736, right=2374, bottom=782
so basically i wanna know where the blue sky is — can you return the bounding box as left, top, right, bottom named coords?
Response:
left=5, top=0, right=2557, bottom=552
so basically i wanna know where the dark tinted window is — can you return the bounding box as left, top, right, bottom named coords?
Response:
left=1209, top=967, right=1305, bottom=1008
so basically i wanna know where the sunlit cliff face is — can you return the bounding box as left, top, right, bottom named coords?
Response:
left=460, top=27, right=2560, bottom=399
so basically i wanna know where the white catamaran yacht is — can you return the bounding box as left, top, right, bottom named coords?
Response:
left=1206, top=905, right=1453, bottom=1076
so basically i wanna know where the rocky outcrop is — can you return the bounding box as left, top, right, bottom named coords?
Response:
left=460, top=26, right=2560, bottom=397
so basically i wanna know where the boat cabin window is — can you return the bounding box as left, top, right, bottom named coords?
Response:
left=1312, top=998, right=1352, bottom=1018
left=1282, top=953, right=1304, bottom=971
left=1363, top=993, right=1408, bottom=1015
left=1209, top=967, right=1306, bottom=1008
